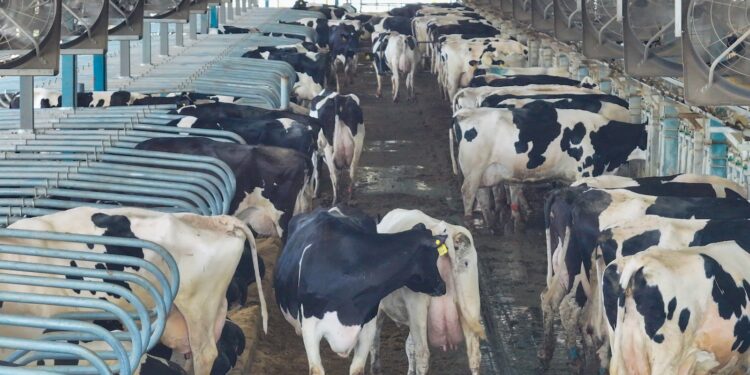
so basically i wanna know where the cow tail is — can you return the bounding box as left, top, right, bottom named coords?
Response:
left=236, top=223, right=268, bottom=334
left=543, top=192, right=556, bottom=287
left=449, top=120, right=458, bottom=175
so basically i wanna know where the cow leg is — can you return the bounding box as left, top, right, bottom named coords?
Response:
left=348, top=125, right=365, bottom=202
left=508, top=185, right=525, bottom=233
left=374, top=65, right=383, bottom=98
left=539, top=279, right=567, bottom=368
left=368, top=312, right=385, bottom=375
left=180, top=305, right=220, bottom=375
left=462, top=321, right=481, bottom=375
left=408, top=305, right=430, bottom=375
left=560, top=282, right=585, bottom=373
left=302, top=318, right=325, bottom=375
left=407, top=69, right=416, bottom=100
left=312, top=154, right=321, bottom=198
left=405, top=333, right=417, bottom=375
left=322, top=146, right=339, bottom=204
left=491, top=184, right=510, bottom=235
left=461, top=172, right=482, bottom=228
left=476, top=187, right=497, bottom=233
left=349, top=318, right=377, bottom=375
left=391, top=69, right=400, bottom=102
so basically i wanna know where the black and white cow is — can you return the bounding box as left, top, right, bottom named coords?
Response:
left=292, top=3, right=349, bottom=19
left=540, top=183, right=750, bottom=370
left=280, top=18, right=330, bottom=49
left=242, top=47, right=328, bottom=102
left=373, top=209, right=484, bottom=375
left=372, top=32, right=419, bottom=101
left=453, top=101, right=648, bottom=229
left=468, top=73, right=596, bottom=89
left=310, top=90, right=365, bottom=203
left=329, top=24, right=361, bottom=91
left=274, top=206, right=449, bottom=375
left=603, top=242, right=750, bottom=374
left=136, top=138, right=311, bottom=237
left=0, top=207, right=265, bottom=375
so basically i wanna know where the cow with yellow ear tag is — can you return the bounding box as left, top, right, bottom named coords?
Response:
left=373, top=208, right=485, bottom=375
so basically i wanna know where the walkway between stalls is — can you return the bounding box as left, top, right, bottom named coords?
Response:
left=245, top=56, right=574, bottom=373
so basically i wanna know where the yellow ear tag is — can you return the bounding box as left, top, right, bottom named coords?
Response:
left=437, top=243, right=449, bottom=257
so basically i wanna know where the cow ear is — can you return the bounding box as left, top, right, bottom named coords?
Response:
left=411, top=223, right=427, bottom=231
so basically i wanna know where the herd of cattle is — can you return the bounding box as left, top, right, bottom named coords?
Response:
left=2, top=1, right=750, bottom=375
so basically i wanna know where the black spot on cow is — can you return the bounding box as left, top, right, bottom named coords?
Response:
left=93, top=319, right=124, bottom=331
left=483, top=44, right=496, bottom=52
left=94, top=263, right=131, bottom=298
left=66, top=260, right=84, bottom=294
left=142, top=355, right=188, bottom=375
left=561, top=122, right=586, bottom=161
left=701, top=254, right=747, bottom=319
left=647, top=197, right=750, bottom=220
left=512, top=101, right=561, bottom=169
left=621, top=230, right=661, bottom=257
left=667, top=297, right=677, bottom=320
left=632, top=267, right=666, bottom=343
left=90, top=213, right=143, bottom=271
left=464, top=128, right=478, bottom=142
left=691, top=219, right=750, bottom=251
left=452, top=118, right=463, bottom=143
left=584, top=121, right=648, bottom=176
left=582, top=171, right=590, bottom=177
left=110, top=91, right=132, bottom=106
left=727, top=187, right=745, bottom=200
left=86, top=243, right=94, bottom=249
left=602, top=263, right=623, bottom=329
left=307, top=21, right=314, bottom=27
left=733, top=315, right=750, bottom=353
left=406, top=36, right=416, bottom=50
left=678, top=308, right=690, bottom=332
left=598, top=229, right=619, bottom=263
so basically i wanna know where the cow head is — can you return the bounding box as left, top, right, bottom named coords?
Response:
left=404, top=223, right=448, bottom=297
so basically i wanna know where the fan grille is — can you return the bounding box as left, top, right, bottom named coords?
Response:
left=0, top=0, right=58, bottom=64
left=145, top=0, right=181, bottom=18
left=109, top=0, right=139, bottom=30
left=687, top=0, right=750, bottom=85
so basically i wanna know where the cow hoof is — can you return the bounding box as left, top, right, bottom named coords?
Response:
left=463, top=215, right=475, bottom=229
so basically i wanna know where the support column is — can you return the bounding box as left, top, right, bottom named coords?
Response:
left=142, top=22, right=152, bottom=65
left=119, top=40, right=131, bottom=78
left=220, top=2, right=227, bottom=24
left=176, top=23, right=184, bottom=47
left=280, top=75, right=289, bottom=110
left=93, top=54, right=107, bottom=91
left=527, top=38, right=539, bottom=67
left=226, top=1, right=234, bottom=20
left=159, top=23, right=169, bottom=56
left=189, top=14, right=198, bottom=40
left=61, top=55, right=78, bottom=107
left=708, top=119, right=728, bottom=177
left=209, top=6, right=218, bottom=29
left=660, top=103, right=679, bottom=175
left=19, top=76, right=34, bottom=131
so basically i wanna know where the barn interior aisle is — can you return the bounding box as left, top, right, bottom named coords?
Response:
left=248, top=54, right=566, bottom=374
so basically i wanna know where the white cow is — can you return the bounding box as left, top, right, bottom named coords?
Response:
left=372, top=32, right=420, bottom=101
left=0, top=207, right=267, bottom=375
left=373, top=209, right=485, bottom=375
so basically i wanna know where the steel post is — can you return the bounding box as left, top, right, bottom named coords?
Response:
left=209, top=6, right=218, bottom=28
left=280, top=75, right=290, bottom=110
left=93, top=54, right=107, bottom=91
left=61, top=55, right=78, bottom=108
left=119, top=40, right=131, bottom=78
left=159, top=23, right=169, bottom=56
left=660, top=104, right=679, bottom=175
left=175, top=23, right=184, bottom=47
left=189, top=14, right=198, bottom=40
left=142, top=22, right=152, bottom=65
left=19, top=76, right=34, bottom=132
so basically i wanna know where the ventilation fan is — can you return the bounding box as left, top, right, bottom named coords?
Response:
left=532, top=0, right=555, bottom=31
left=514, top=0, right=532, bottom=24
left=582, top=0, right=622, bottom=58
left=623, top=0, right=681, bottom=76
left=681, top=0, right=750, bottom=105
left=60, top=0, right=108, bottom=53
left=109, top=0, right=145, bottom=38
left=145, top=0, right=190, bottom=21
left=0, top=0, right=63, bottom=75
left=554, top=0, right=583, bottom=41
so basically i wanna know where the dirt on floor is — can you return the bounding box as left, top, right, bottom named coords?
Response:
left=245, top=59, right=573, bottom=374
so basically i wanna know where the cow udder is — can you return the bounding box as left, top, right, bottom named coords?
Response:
left=427, top=256, right=464, bottom=350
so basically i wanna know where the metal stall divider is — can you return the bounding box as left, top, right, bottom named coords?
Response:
left=0, top=228, right=178, bottom=373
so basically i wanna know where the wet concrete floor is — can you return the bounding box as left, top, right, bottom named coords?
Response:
left=250, top=59, right=571, bottom=374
